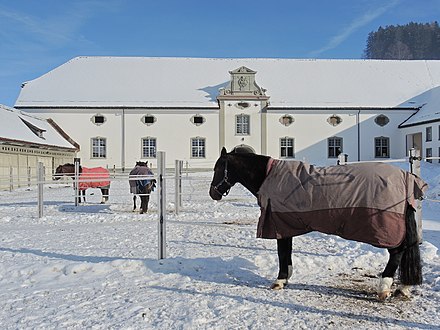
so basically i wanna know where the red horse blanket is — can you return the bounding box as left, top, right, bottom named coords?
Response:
left=257, top=160, right=428, bottom=248
left=78, top=167, right=110, bottom=191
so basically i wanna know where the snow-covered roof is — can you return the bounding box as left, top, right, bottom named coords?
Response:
left=399, top=86, right=440, bottom=127
left=0, top=104, right=78, bottom=150
left=14, top=57, right=440, bottom=110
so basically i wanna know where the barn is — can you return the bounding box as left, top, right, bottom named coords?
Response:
left=13, top=57, right=440, bottom=169
left=0, top=104, right=78, bottom=190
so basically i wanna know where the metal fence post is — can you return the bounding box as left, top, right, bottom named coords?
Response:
left=37, top=162, right=44, bottom=218
left=74, top=158, right=80, bottom=206
left=175, top=160, right=183, bottom=214
left=157, top=152, right=166, bottom=259
left=409, top=148, right=423, bottom=243
left=9, top=166, right=13, bottom=192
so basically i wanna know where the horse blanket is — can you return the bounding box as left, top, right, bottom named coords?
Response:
left=78, top=167, right=110, bottom=191
left=129, top=166, right=154, bottom=194
left=257, top=160, right=428, bottom=248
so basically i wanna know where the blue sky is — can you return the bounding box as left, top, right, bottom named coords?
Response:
left=1, top=0, right=439, bottom=107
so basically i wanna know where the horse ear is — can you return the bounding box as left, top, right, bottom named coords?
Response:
left=221, top=147, right=227, bottom=156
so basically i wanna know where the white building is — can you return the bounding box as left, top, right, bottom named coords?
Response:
left=0, top=104, right=77, bottom=190
left=14, top=57, right=440, bottom=169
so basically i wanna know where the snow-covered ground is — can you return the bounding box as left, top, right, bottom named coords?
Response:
left=0, top=162, right=439, bottom=329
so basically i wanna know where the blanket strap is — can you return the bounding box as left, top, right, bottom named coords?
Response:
left=266, top=158, right=276, bottom=176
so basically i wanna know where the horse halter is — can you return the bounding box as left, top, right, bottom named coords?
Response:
left=211, top=158, right=234, bottom=197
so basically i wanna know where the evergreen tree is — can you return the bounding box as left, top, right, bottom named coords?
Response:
left=363, top=22, right=440, bottom=60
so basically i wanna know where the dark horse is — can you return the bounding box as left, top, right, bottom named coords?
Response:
left=129, top=162, right=156, bottom=214
left=54, top=164, right=110, bottom=204
left=209, top=148, right=427, bottom=301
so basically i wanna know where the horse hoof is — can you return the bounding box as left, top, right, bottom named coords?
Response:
left=377, top=291, right=391, bottom=301
left=395, top=285, right=412, bottom=299
left=271, top=279, right=287, bottom=290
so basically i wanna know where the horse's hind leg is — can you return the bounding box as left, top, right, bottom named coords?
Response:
left=133, top=196, right=137, bottom=211
left=140, top=195, right=147, bottom=214
left=378, top=247, right=404, bottom=301
left=100, top=188, right=109, bottom=204
left=272, top=237, right=293, bottom=290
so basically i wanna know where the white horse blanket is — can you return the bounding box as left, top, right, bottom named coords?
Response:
left=257, top=160, right=428, bottom=248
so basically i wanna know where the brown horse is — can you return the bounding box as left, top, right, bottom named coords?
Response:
left=54, top=163, right=110, bottom=204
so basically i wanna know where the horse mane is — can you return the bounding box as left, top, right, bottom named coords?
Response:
left=225, top=151, right=270, bottom=196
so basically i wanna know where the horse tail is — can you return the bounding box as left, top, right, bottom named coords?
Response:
left=398, top=204, right=422, bottom=285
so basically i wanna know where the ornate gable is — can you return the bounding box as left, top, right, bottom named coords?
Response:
left=218, top=66, right=268, bottom=100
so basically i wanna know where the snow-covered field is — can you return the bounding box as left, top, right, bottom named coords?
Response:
left=0, top=163, right=439, bottom=329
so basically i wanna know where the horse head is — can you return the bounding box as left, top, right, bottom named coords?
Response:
left=209, top=147, right=271, bottom=200
left=209, top=148, right=239, bottom=200
left=53, top=164, right=64, bottom=180
left=53, top=163, right=77, bottom=180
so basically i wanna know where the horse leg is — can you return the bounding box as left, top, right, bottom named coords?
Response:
left=378, top=205, right=422, bottom=301
left=100, top=188, right=109, bottom=204
left=140, top=195, right=147, bottom=214
left=271, top=237, right=293, bottom=290
left=133, top=195, right=137, bottom=211
left=378, top=247, right=404, bottom=301
left=145, top=193, right=150, bottom=212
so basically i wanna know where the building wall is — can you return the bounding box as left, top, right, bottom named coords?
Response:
left=0, top=145, right=75, bottom=190
left=401, top=122, right=440, bottom=163
left=21, top=106, right=423, bottom=170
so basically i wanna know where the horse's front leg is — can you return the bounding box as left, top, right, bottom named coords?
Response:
left=271, top=237, right=293, bottom=290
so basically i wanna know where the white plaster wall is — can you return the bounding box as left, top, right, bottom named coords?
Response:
left=124, top=110, right=219, bottom=169
left=223, top=101, right=262, bottom=154
left=400, top=123, right=440, bottom=162
left=265, top=111, right=358, bottom=166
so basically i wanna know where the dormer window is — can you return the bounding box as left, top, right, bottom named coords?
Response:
left=20, top=118, right=46, bottom=139
left=142, top=115, right=156, bottom=126
left=91, top=114, right=106, bottom=126
left=191, top=115, right=205, bottom=126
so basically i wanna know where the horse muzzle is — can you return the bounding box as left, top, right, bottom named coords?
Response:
left=209, top=186, right=223, bottom=200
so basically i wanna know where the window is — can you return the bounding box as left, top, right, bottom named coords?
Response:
left=191, top=138, right=206, bottom=158
left=375, top=115, right=389, bottom=127
left=426, top=148, right=432, bottom=163
left=142, top=138, right=156, bottom=158
left=438, top=147, right=440, bottom=163
left=426, top=126, right=432, bottom=141
left=92, top=114, right=106, bottom=125
left=375, top=137, right=390, bottom=158
left=142, top=115, right=156, bottom=125
left=191, top=115, right=205, bottom=126
left=279, top=115, right=294, bottom=126
left=91, top=137, right=106, bottom=158
left=236, top=114, right=250, bottom=135
left=438, top=125, right=440, bottom=140
left=328, top=137, right=343, bottom=158
left=327, top=115, right=342, bottom=127
left=280, top=137, right=294, bottom=158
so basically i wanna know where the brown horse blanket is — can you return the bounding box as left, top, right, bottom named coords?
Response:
left=257, top=160, right=428, bottom=248
left=78, top=167, right=110, bottom=191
